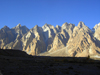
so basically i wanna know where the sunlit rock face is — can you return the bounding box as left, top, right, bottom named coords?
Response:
left=94, top=24, right=100, bottom=40
left=21, top=25, right=46, bottom=55
left=0, top=26, right=15, bottom=49
left=0, top=22, right=100, bottom=57
left=62, top=22, right=75, bottom=37
left=92, top=23, right=100, bottom=31
left=0, top=24, right=29, bottom=50
left=66, top=22, right=100, bottom=57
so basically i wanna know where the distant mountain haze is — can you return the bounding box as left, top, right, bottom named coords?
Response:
left=0, top=22, right=100, bottom=57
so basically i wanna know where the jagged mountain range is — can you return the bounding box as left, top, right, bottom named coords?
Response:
left=0, top=22, right=100, bottom=57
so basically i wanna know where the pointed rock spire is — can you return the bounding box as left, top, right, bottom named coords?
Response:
left=34, top=25, right=38, bottom=28
left=93, top=23, right=100, bottom=31
left=3, top=25, right=9, bottom=29
left=55, top=25, right=61, bottom=30
left=62, top=22, right=68, bottom=28
left=56, top=25, right=60, bottom=28
left=78, top=21, right=85, bottom=28
left=16, top=23, right=21, bottom=28
left=1, top=25, right=10, bottom=31
left=33, top=25, right=39, bottom=31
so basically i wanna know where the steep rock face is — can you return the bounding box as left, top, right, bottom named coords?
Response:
left=45, top=23, right=74, bottom=52
left=0, top=24, right=29, bottom=50
left=55, top=25, right=61, bottom=32
left=49, top=30, right=69, bottom=52
left=12, top=23, right=29, bottom=35
left=22, top=25, right=46, bottom=55
left=0, top=26, right=15, bottom=49
left=94, top=25, right=100, bottom=41
left=67, top=22, right=100, bottom=57
left=92, top=23, right=100, bottom=31
left=62, top=22, right=75, bottom=37
left=42, top=24, right=57, bottom=39
left=42, top=24, right=57, bottom=51
left=93, top=25, right=100, bottom=50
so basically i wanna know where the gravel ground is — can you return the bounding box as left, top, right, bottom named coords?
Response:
left=0, top=56, right=100, bottom=75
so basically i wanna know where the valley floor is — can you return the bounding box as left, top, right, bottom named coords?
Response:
left=0, top=56, right=100, bottom=75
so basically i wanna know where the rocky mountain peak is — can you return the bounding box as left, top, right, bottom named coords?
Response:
left=95, top=24, right=100, bottom=32
left=44, top=23, right=48, bottom=26
left=31, top=25, right=43, bottom=33
left=62, top=22, right=68, bottom=28
left=77, top=22, right=90, bottom=32
left=94, top=25, right=100, bottom=41
left=42, top=24, right=55, bottom=36
left=62, top=22, right=75, bottom=30
left=34, top=25, right=39, bottom=29
left=55, top=25, right=61, bottom=29
left=78, top=21, right=85, bottom=28
left=3, top=25, right=10, bottom=29
left=16, top=23, right=21, bottom=28
left=93, top=23, right=100, bottom=31
left=42, top=23, right=53, bottom=29
left=42, top=24, right=48, bottom=30
left=12, top=23, right=21, bottom=29
left=55, top=25, right=59, bottom=27
left=1, top=26, right=10, bottom=31
left=32, top=25, right=42, bottom=32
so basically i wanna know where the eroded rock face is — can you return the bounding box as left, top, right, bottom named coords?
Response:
left=22, top=25, right=46, bottom=55
left=45, top=23, right=74, bottom=52
left=0, top=24, right=29, bottom=49
left=92, top=23, right=100, bottom=31
left=0, top=22, right=100, bottom=57
left=0, top=26, right=15, bottom=49
left=94, top=26, right=100, bottom=41
left=50, top=30, right=69, bottom=51
left=62, top=22, right=75, bottom=37
left=67, top=22, right=100, bottom=57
